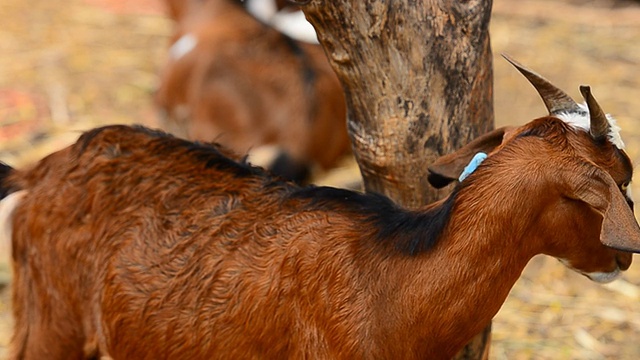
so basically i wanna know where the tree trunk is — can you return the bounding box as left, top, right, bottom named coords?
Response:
left=302, top=0, right=494, bottom=358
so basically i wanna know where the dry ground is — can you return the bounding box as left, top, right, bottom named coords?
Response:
left=0, top=0, right=639, bottom=358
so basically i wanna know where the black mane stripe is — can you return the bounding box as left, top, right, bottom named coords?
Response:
left=376, top=191, right=457, bottom=255
left=289, top=186, right=458, bottom=256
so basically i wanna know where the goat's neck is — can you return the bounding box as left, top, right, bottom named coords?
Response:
left=365, top=179, right=539, bottom=357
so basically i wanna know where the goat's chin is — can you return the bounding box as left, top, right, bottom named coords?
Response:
left=583, top=268, right=622, bottom=284
left=557, top=258, right=622, bottom=284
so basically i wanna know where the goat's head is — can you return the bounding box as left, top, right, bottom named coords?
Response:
left=428, top=55, right=640, bottom=283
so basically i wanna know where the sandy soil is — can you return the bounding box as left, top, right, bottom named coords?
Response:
left=0, top=0, right=639, bottom=358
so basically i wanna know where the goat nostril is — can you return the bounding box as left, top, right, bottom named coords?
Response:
left=616, top=254, right=632, bottom=271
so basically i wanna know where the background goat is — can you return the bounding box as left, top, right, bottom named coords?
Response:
left=2, top=58, right=640, bottom=359
left=155, top=0, right=349, bottom=183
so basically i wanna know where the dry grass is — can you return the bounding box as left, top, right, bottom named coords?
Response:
left=0, top=0, right=639, bottom=358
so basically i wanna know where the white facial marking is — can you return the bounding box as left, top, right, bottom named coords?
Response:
left=626, top=184, right=634, bottom=202
left=169, top=33, right=198, bottom=61
left=555, top=102, right=625, bottom=149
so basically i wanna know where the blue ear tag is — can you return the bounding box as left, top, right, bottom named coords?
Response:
left=458, top=152, right=487, bottom=182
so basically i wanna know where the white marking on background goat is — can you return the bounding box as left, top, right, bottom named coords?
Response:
left=247, top=145, right=281, bottom=169
left=271, top=11, right=319, bottom=44
left=245, top=0, right=277, bottom=23
left=173, top=104, right=191, bottom=121
left=556, top=103, right=625, bottom=149
left=170, top=33, right=198, bottom=61
left=245, top=0, right=319, bottom=44
left=627, top=185, right=634, bottom=203
left=0, top=191, right=27, bottom=265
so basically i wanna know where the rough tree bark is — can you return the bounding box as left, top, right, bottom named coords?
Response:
left=301, top=0, right=494, bottom=358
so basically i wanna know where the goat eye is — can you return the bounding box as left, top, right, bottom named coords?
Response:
left=621, top=182, right=630, bottom=191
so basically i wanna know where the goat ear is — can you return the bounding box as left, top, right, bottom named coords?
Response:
left=427, top=127, right=513, bottom=188
left=569, top=165, right=640, bottom=253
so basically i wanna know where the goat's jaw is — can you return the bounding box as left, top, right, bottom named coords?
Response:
left=583, top=268, right=622, bottom=284
left=557, top=258, right=622, bottom=284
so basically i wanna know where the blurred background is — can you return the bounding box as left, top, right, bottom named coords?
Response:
left=0, top=0, right=639, bottom=358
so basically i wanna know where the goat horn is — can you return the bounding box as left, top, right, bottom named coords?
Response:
left=579, top=85, right=609, bottom=140
left=502, top=54, right=579, bottom=114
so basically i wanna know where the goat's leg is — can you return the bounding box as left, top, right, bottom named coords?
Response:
left=9, top=269, right=87, bottom=360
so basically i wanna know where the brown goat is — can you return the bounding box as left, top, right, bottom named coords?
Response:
left=165, top=0, right=299, bottom=24
left=155, top=0, right=349, bottom=183
left=2, top=58, right=640, bottom=359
